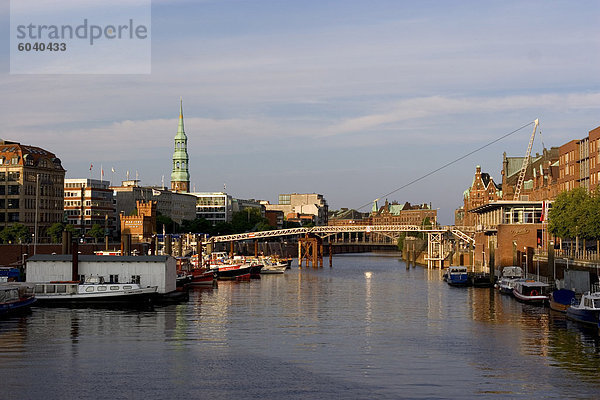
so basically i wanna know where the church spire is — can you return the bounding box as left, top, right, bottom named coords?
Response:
left=171, top=98, right=190, bottom=192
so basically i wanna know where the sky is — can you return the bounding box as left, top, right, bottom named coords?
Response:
left=1, top=0, right=599, bottom=224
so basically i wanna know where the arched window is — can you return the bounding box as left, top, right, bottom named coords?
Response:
left=181, top=161, right=185, bottom=169
left=176, top=162, right=180, bottom=168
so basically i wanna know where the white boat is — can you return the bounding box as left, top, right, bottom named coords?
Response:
left=513, top=280, right=550, bottom=304
left=497, top=266, right=523, bottom=295
left=33, top=276, right=157, bottom=305
left=260, top=263, right=287, bottom=274
left=566, top=291, right=600, bottom=327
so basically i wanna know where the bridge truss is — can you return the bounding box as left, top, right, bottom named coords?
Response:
left=202, top=225, right=475, bottom=269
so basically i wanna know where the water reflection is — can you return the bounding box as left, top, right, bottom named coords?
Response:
left=2, top=254, right=600, bottom=399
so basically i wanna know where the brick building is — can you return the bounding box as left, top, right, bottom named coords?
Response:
left=0, top=140, right=65, bottom=241
left=370, top=200, right=437, bottom=226
left=459, top=166, right=502, bottom=226
left=502, top=149, right=560, bottom=201
left=120, top=200, right=157, bottom=243
left=558, top=126, right=600, bottom=192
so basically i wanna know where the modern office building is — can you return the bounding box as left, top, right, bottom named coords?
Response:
left=64, top=178, right=115, bottom=235
left=189, top=192, right=234, bottom=225
left=263, top=193, right=328, bottom=226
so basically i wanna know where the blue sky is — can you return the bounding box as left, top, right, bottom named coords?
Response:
left=1, top=0, right=600, bottom=223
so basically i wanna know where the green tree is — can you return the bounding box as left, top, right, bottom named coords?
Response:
left=231, top=208, right=268, bottom=233
left=0, top=223, right=30, bottom=244
left=64, top=224, right=77, bottom=235
left=549, top=187, right=593, bottom=252
left=88, top=224, right=105, bottom=243
left=47, top=222, right=65, bottom=243
left=156, top=213, right=175, bottom=234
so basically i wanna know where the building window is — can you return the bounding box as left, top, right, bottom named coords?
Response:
left=131, top=275, right=141, bottom=284
left=109, top=274, right=119, bottom=283
left=8, top=213, right=19, bottom=222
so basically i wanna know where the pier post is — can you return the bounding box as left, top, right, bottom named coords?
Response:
left=298, top=239, right=302, bottom=268
left=329, top=242, right=332, bottom=267
left=164, top=235, right=172, bottom=256
left=230, top=241, right=234, bottom=258
left=548, top=240, right=555, bottom=281
left=196, top=235, right=202, bottom=258
left=254, top=240, right=258, bottom=258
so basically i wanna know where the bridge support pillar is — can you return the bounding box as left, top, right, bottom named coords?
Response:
left=298, top=234, right=322, bottom=268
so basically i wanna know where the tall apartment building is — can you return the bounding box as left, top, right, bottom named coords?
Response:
left=64, top=178, right=115, bottom=235
left=558, top=126, right=600, bottom=192
left=0, top=140, right=65, bottom=241
left=264, top=193, right=328, bottom=226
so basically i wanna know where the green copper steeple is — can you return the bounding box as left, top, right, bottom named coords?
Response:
left=171, top=98, right=190, bottom=192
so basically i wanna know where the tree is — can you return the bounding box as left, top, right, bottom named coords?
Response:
left=156, top=213, right=175, bottom=234
left=0, top=223, right=30, bottom=244
left=88, top=224, right=105, bottom=243
left=549, top=187, right=595, bottom=252
left=64, top=224, right=77, bottom=234
left=47, top=222, right=65, bottom=244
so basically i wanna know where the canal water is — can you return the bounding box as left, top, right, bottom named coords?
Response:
left=2, top=253, right=600, bottom=399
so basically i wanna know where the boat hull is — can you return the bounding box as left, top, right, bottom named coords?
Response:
left=512, top=289, right=549, bottom=304
left=188, top=270, right=216, bottom=286
left=214, top=265, right=252, bottom=280
left=566, top=307, right=600, bottom=326
left=549, top=289, right=576, bottom=313
left=35, top=290, right=156, bottom=305
left=0, top=296, right=37, bottom=316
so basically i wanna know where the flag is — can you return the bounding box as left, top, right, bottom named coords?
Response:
left=101, top=165, right=104, bottom=180
left=111, top=167, right=115, bottom=173
left=152, top=189, right=161, bottom=196
left=89, top=163, right=93, bottom=171
left=540, top=201, right=547, bottom=222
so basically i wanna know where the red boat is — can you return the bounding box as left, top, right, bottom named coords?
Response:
left=188, top=269, right=216, bottom=286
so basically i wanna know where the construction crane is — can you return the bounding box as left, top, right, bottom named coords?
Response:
left=513, top=119, right=540, bottom=201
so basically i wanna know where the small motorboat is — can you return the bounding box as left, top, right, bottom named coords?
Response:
left=566, top=291, right=600, bottom=326
left=549, top=289, right=576, bottom=313
left=512, top=280, right=550, bottom=304
left=0, top=284, right=37, bottom=317
left=496, top=266, right=523, bottom=295
left=445, top=266, right=470, bottom=287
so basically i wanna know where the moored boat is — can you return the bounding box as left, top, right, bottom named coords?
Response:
left=566, top=291, right=600, bottom=326
left=513, top=280, right=550, bottom=304
left=211, top=264, right=251, bottom=281
left=188, top=269, right=216, bottom=286
left=549, top=289, right=576, bottom=313
left=445, top=266, right=470, bottom=286
left=0, top=284, right=36, bottom=317
left=33, top=276, right=157, bottom=305
left=496, top=266, right=523, bottom=295
left=260, top=263, right=287, bottom=274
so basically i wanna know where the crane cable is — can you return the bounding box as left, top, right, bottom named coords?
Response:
left=356, top=120, right=536, bottom=211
